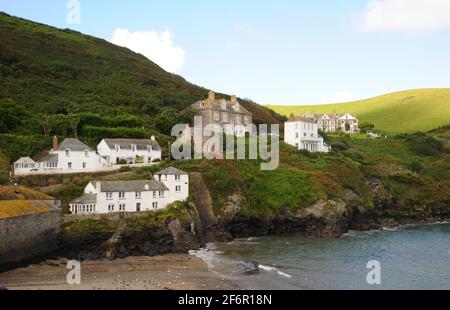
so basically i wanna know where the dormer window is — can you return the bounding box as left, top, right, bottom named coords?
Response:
left=65, top=149, right=70, bottom=157
left=147, top=146, right=152, bottom=152
left=84, top=149, right=89, bottom=157
left=115, top=145, right=120, bottom=152
left=131, top=145, right=137, bottom=152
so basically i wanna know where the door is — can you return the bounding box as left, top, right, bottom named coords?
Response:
left=136, top=203, right=141, bottom=212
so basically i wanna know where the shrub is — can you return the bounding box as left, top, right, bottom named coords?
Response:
left=117, top=159, right=128, bottom=165
left=0, top=174, right=9, bottom=185
left=331, top=142, right=348, bottom=151
left=408, top=161, right=424, bottom=173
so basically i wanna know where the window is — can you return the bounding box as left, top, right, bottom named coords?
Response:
left=152, top=202, right=158, bottom=209
left=244, top=116, right=249, bottom=125
left=119, top=204, right=126, bottom=211
left=159, top=191, right=164, bottom=197
left=108, top=204, right=115, bottom=211
left=147, top=146, right=152, bottom=153
left=115, top=145, right=120, bottom=152
left=119, top=192, right=125, bottom=199
left=213, top=111, right=220, bottom=121
left=65, top=149, right=70, bottom=156
left=175, top=175, right=181, bottom=181
left=222, top=113, right=229, bottom=123
left=295, top=133, right=299, bottom=139
left=175, top=186, right=181, bottom=192
left=135, top=192, right=142, bottom=198
left=132, top=145, right=137, bottom=152
left=82, top=162, right=87, bottom=169
left=153, top=191, right=157, bottom=198
left=68, top=163, right=72, bottom=169
left=106, top=193, right=112, bottom=199
left=85, top=150, right=89, bottom=157
left=235, top=115, right=241, bottom=124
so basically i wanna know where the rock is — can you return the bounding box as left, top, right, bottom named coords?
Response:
left=235, top=261, right=260, bottom=275
left=223, top=192, right=244, bottom=218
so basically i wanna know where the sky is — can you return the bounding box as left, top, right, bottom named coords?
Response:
left=1, top=0, right=450, bottom=105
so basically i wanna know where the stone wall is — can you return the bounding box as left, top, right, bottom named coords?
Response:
left=0, top=208, right=62, bottom=266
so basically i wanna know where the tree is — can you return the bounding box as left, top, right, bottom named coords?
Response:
left=67, top=113, right=80, bottom=137
left=0, top=99, right=27, bottom=133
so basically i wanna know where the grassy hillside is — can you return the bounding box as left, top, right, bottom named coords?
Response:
left=0, top=12, right=284, bottom=161
left=268, top=89, right=450, bottom=133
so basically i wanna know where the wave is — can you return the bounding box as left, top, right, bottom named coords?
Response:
left=258, top=264, right=293, bottom=278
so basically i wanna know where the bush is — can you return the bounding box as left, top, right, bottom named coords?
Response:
left=408, top=161, right=424, bottom=173
left=410, top=136, right=444, bottom=156
left=0, top=174, right=9, bottom=185
left=331, top=142, right=349, bottom=151
left=117, top=159, right=128, bottom=165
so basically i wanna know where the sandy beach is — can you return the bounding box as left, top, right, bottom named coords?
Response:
left=0, top=254, right=238, bottom=290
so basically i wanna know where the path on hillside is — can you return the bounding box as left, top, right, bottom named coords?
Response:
left=190, top=172, right=218, bottom=230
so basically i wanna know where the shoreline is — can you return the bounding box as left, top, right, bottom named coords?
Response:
left=0, top=254, right=239, bottom=290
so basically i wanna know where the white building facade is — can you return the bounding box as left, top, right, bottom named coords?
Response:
left=97, top=138, right=162, bottom=166
left=14, top=138, right=108, bottom=176
left=284, top=117, right=331, bottom=153
left=69, top=167, right=189, bottom=215
left=302, top=113, right=359, bottom=134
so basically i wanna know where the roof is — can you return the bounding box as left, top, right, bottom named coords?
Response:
left=155, top=166, right=188, bottom=176
left=102, top=138, right=161, bottom=151
left=14, top=157, right=35, bottom=164
left=192, top=99, right=251, bottom=115
left=91, top=180, right=169, bottom=192
left=70, top=193, right=97, bottom=204
left=338, top=113, right=357, bottom=120
left=39, top=153, right=58, bottom=163
left=57, top=138, right=94, bottom=151
left=0, top=200, right=56, bottom=219
left=287, top=116, right=317, bottom=124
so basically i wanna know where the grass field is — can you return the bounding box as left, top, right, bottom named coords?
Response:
left=267, top=89, right=450, bottom=133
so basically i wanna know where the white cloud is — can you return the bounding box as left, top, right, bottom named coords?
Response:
left=322, top=92, right=355, bottom=104
left=111, top=28, right=186, bottom=73
left=362, top=0, right=450, bottom=32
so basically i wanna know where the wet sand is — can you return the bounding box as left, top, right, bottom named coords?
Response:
left=0, top=254, right=238, bottom=290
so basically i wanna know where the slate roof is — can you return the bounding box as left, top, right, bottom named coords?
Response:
left=40, top=153, right=58, bottom=163
left=155, top=166, right=188, bottom=176
left=57, top=139, right=94, bottom=151
left=192, top=99, right=251, bottom=115
left=71, top=193, right=97, bottom=204
left=91, top=180, right=168, bottom=192
left=287, top=116, right=317, bottom=124
left=103, top=139, right=161, bottom=151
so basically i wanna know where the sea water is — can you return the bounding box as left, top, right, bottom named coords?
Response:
left=191, top=223, right=450, bottom=290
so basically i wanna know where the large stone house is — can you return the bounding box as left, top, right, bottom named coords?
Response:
left=303, top=113, right=359, bottom=134
left=191, top=91, right=253, bottom=137
left=97, top=138, right=162, bottom=165
left=69, top=167, right=189, bottom=215
left=284, top=115, right=331, bottom=153
left=14, top=137, right=108, bottom=176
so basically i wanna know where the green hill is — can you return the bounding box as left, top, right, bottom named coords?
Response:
left=0, top=12, right=284, bottom=161
left=267, top=89, right=450, bottom=133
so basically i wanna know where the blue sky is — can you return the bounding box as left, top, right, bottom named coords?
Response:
left=1, top=0, right=450, bottom=105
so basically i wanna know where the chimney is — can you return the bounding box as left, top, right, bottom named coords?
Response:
left=208, top=90, right=215, bottom=105
left=95, top=181, right=101, bottom=194
left=53, top=135, right=58, bottom=150
left=151, top=135, right=156, bottom=141
left=230, top=95, right=237, bottom=105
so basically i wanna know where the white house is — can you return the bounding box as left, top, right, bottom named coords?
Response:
left=97, top=138, right=162, bottom=166
left=69, top=166, right=189, bottom=215
left=302, top=113, right=359, bottom=134
left=284, top=115, right=331, bottom=153
left=14, top=137, right=108, bottom=176
left=154, top=166, right=189, bottom=202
